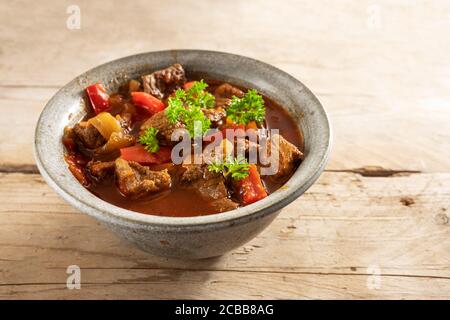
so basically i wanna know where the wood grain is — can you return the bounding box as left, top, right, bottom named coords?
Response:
left=0, top=0, right=449, bottom=299
left=0, top=172, right=448, bottom=299
left=0, top=0, right=449, bottom=171
left=2, top=272, right=449, bottom=300
left=1, top=86, right=449, bottom=172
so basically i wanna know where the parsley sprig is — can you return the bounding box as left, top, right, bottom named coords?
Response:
left=139, top=127, right=160, bottom=153
left=185, top=80, right=215, bottom=109
left=165, top=80, right=214, bottom=138
left=208, top=157, right=250, bottom=181
left=226, top=89, right=265, bottom=125
left=166, top=90, right=186, bottom=124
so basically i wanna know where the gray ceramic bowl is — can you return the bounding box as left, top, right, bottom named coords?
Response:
left=34, top=50, right=331, bottom=259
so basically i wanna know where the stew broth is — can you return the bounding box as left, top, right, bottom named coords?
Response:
left=64, top=64, right=304, bottom=217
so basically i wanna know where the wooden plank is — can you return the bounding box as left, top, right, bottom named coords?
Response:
left=1, top=84, right=450, bottom=172
left=0, top=87, right=48, bottom=169
left=1, top=271, right=449, bottom=300
left=1, top=0, right=450, bottom=300
left=0, top=172, right=448, bottom=298
left=0, top=1, right=449, bottom=171
left=1, top=0, right=449, bottom=90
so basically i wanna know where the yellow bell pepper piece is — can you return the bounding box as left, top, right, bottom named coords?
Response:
left=88, top=112, right=122, bottom=140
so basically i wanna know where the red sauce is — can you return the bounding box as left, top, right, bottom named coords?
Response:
left=67, top=80, right=303, bottom=217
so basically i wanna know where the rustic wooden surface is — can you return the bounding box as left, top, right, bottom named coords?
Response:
left=0, top=0, right=449, bottom=299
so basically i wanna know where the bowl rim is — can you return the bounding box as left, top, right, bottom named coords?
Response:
left=34, top=49, right=332, bottom=230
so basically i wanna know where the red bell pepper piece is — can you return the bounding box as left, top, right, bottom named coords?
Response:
left=120, top=145, right=172, bottom=165
left=65, top=154, right=90, bottom=187
left=131, top=92, right=165, bottom=116
left=238, top=164, right=267, bottom=205
left=62, top=136, right=76, bottom=152
left=86, top=83, right=111, bottom=114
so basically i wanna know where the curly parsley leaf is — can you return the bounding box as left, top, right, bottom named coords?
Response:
left=166, top=90, right=186, bottom=124
left=182, top=106, right=211, bottom=138
left=208, top=157, right=250, bottom=181
left=165, top=81, right=213, bottom=138
left=226, top=89, right=265, bottom=125
left=185, top=80, right=215, bottom=109
left=139, top=127, right=160, bottom=153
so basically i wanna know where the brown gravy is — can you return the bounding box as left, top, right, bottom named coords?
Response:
left=87, top=86, right=303, bottom=217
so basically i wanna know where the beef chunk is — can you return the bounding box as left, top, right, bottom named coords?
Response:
left=214, top=83, right=244, bottom=99
left=87, top=160, right=115, bottom=181
left=141, top=64, right=186, bottom=99
left=180, top=164, right=205, bottom=183
left=215, top=97, right=232, bottom=109
left=196, top=173, right=229, bottom=201
left=210, top=197, right=239, bottom=212
left=141, top=111, right=185, bottom=145
left=214, top=84, right=244, bottom=109
left=180, top=164, right=228, bottom=200
left=269, top=134, right=303, bottom=180
left=180, top=164, right=238, bottom=212
left=115, top=158, right=171, bottom=199
left=202, top=108, right=226, bottom=127
left=73, top=121, right=106, bottom=149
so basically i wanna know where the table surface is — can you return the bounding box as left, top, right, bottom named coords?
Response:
left=0, top=0, right=449, bottom=299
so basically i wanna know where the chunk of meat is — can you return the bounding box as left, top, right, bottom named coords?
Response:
left=87, top=160, right=115, bottom=181
left=196, top=173, right=229, bottom=201
left=180, top=164, right=238, bottom=212
left=115, top=158, right=171, bottom=199
left=65, top=153, right=90, bottom=187
left=202, top=108, right=226, bottom=127
left=268, top=134, right=303, bottom=180
left=215, top=97, right=232, bottom=109
left=141, top=64, right=186, bottom=99
left=214, top=83, right=244, bottom=99
left=210, top=197, right=239, bottom=212
left=140, top=111, right=185, bottom=145
left=214, top=84, right=244, bottom=109
left=73, top=121, right=106, bottom=149
left=180, top=163, right=205, bottom=182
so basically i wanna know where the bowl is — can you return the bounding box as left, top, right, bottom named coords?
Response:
left=34, top=50, right=331, bottom=259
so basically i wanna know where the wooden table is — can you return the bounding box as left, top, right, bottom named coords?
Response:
left=0, top=0, right=449, bottom=299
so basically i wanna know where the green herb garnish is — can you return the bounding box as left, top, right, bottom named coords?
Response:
left=208, top=157, right=250, bottom=181
left=185, top=80, right=215, bottom=109
left=182, top=106, right=211, bottom=138
left=226, top=89, right=265, bottom=125
left=139, top=127, right=160, bottom=153
left=165, top=80, right=214, bottom=138
left=166, top=89, right=186, bottom=124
